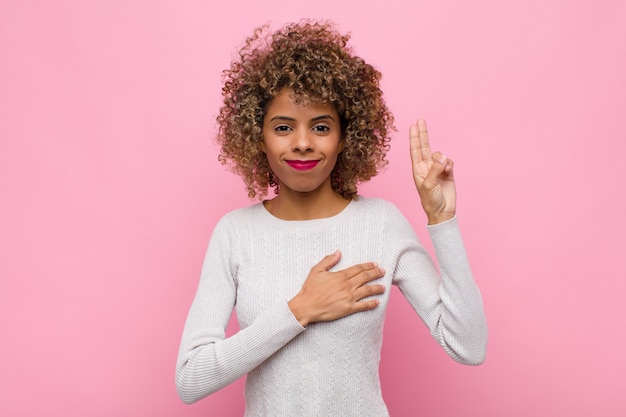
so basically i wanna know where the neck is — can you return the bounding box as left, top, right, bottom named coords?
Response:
left=264, top=183, right=350, bottom=221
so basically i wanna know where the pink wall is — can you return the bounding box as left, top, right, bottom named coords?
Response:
left=1, top=1, right=625, bottom=416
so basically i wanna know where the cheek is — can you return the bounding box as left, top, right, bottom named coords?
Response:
left=263, top=150, right=281, bottom=173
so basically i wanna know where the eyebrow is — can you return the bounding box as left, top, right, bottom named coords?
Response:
left=268, top=114, right=337, bottom=123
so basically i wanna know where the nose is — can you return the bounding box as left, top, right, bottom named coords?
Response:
left=292, top=129, right=313, bottom=153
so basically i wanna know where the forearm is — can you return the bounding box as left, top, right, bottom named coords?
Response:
left=427, top=217, right=488, bottom=365
left=176, top=301, right=304, bottom=403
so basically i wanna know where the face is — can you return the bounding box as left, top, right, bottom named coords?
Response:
left=261, top=89, right=343, bottom=196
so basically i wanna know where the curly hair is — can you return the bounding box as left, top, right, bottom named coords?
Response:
left=216, top=20, right=395, bottom=200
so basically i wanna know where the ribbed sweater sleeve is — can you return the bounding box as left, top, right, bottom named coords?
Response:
left=388, top=207, right=488, bottom=365
left=175, top=216, right=305, bottom=404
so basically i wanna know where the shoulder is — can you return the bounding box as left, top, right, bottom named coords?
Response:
left=348, top=197, right=411, bottom=234
left=353, top=197, right=417, bottom=241
left=220, top=202, right=265, bottom=223
left=352, top=196, right=402, bottom=218
left=211, top=202, right=267, bottom=235
left=205, top=203, right=266, bottom=259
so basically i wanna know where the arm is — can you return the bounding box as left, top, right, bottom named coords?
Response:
left=175, top=217, right=387, bottom=403
left=175, top=217, right=305, bottom=404
left=426, top=217, right=488, bottom=364
left=393, top=119, right=487, bottom=364
left=389, top=207, right=488, bottom=365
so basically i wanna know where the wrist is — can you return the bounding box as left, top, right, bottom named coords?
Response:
left=427, top=212, right=455, bottom=225
left=288, top=296, right=311, bottom=327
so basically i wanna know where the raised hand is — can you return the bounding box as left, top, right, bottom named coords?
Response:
left=409, top=119, right=456, bottom=224
left=288, top=251, right=386, bottom=327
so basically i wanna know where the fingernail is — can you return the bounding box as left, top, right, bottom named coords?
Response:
left=438, top=154, right=447, bottom=164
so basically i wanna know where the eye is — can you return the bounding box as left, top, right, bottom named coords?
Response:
left=274, top=125, right=292, bottom=132
left=312, top=125, right=330, bottom=133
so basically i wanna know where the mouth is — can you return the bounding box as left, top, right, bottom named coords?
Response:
left=286, top=160, right=320, bottom=171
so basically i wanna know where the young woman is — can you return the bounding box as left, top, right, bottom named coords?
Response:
left=176, top=20, right=487, bottom=416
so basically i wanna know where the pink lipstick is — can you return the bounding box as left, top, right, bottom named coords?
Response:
left=286, top=160, right=320, bottom=171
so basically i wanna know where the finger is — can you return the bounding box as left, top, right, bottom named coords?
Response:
left=339, top=261, right=380, bottom=278
left=417, top=120, right=431, bottom=161
left=422, top=152, right=449, bottom=189
left=350, top=265, right=385, bottom=287
left=350, top=298, right=380, bottom=313
left=431, top=151, right=454, bottom=178
left=354, top=284, right=386, bottom=300
left=443, top=158, right=454, bottom=176
left=409, top=124, right=424, bottom=164
left=315, top=250, right=342, bottom=272
left=410, top=119, right=431, bottom=163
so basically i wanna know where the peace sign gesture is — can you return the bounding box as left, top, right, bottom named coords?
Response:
left=409, top=119, right=456, bottom=225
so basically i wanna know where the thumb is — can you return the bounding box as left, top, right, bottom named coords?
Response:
left=316, top=250, right=342, bottom=271
left=422, top=153, right=448, bottom=190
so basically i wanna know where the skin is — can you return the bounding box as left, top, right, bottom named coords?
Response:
left=409, top=119, right=456, bottom=225
left=260, top=88, right=348, bottom=221
left=261, top=89, right=456, bottom=327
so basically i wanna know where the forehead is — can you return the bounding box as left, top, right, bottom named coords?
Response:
left=265, top=89, right=338, bottom=119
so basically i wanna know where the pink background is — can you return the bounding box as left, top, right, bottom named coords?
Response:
left=1, top=1, right=625, bottom=416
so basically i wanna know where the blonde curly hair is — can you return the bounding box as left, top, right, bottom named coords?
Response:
left=216, top=20, right=395, bottom=200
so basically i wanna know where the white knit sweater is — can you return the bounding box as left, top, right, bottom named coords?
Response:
left=176, top=197, right=487, bottom=416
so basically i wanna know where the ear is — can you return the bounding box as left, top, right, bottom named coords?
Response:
left=259, top=139, right=267, bottom=153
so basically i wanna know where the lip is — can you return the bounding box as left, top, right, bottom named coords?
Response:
left=285, top=160, right=320, bottom=171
